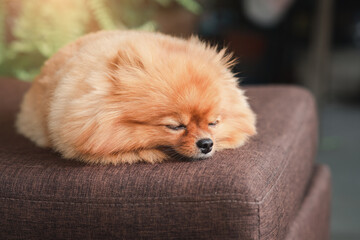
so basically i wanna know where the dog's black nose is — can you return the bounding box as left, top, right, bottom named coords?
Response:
left=196, top=138, right=213, bottom=154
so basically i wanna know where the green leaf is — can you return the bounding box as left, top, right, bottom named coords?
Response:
left=175, top=0, right=202, bottom=14
left=89, top=0, right=119, bottom=30
left=137, top=21, right=157, bottom=31
left=14, top=68, right=40, bottom=82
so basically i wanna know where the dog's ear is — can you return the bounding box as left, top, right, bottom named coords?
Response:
left=217, top=48, right=238, bottom=69
left=107, top=49, right=145, bottom=84
left=108, top=49, right=145, bottom=71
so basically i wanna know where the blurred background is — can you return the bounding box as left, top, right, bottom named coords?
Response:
left=0, top=0, right=359, bottom=238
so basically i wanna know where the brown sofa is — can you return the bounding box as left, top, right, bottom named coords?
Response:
left=0, top=78, right=331, bottom=239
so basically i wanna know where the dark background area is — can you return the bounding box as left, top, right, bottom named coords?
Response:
left=194, top=0, right=360, bottom=104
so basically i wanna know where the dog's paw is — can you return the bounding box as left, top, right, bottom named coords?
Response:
left=76, top=149, right=167, bottom=165
left=101, top=149, right=167, bottom=164
left=137, top=149, right=167, bottom=164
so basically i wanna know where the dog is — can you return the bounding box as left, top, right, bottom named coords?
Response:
left=16, top=30, right=256, bottom=164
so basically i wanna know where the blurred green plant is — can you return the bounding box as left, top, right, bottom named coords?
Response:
left=0, top=0, right=5, bottom=65
left=0, top=0, right=201, bottom=81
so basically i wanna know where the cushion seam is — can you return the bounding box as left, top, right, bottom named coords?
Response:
left=0, top=196, right=261, bottom=205
left=256, top=95, right=314, bottom=203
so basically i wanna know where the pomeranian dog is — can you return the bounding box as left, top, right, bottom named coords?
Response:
left=16, top=30, right=256, bottom=164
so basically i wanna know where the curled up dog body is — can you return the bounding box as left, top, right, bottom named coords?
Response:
left=16, top=30, right=256, bottom=164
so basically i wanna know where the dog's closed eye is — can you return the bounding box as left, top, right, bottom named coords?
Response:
left=166, top=124, right=186, bottom=131
left=208, top=120, right=219, bottom=127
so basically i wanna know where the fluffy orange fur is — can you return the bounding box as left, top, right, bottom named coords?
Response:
left=16, top=30, right=256, bottom=164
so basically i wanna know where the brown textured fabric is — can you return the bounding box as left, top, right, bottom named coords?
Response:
left=0, top=78, right=322, bottom=239
left=285, top=165, right=331, bottom=240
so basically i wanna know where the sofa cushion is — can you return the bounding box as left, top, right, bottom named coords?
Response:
left=0, top=78, right=318, bottom=239
left=285, top=165, right=331, bottom=240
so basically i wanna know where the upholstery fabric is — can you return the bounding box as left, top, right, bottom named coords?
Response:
left=0, top=78, right=320, bottom=239
left=285, top=165, right=331, bottom=240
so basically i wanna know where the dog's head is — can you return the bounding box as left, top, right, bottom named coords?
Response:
left=104, top=33, right=256, bottom=160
